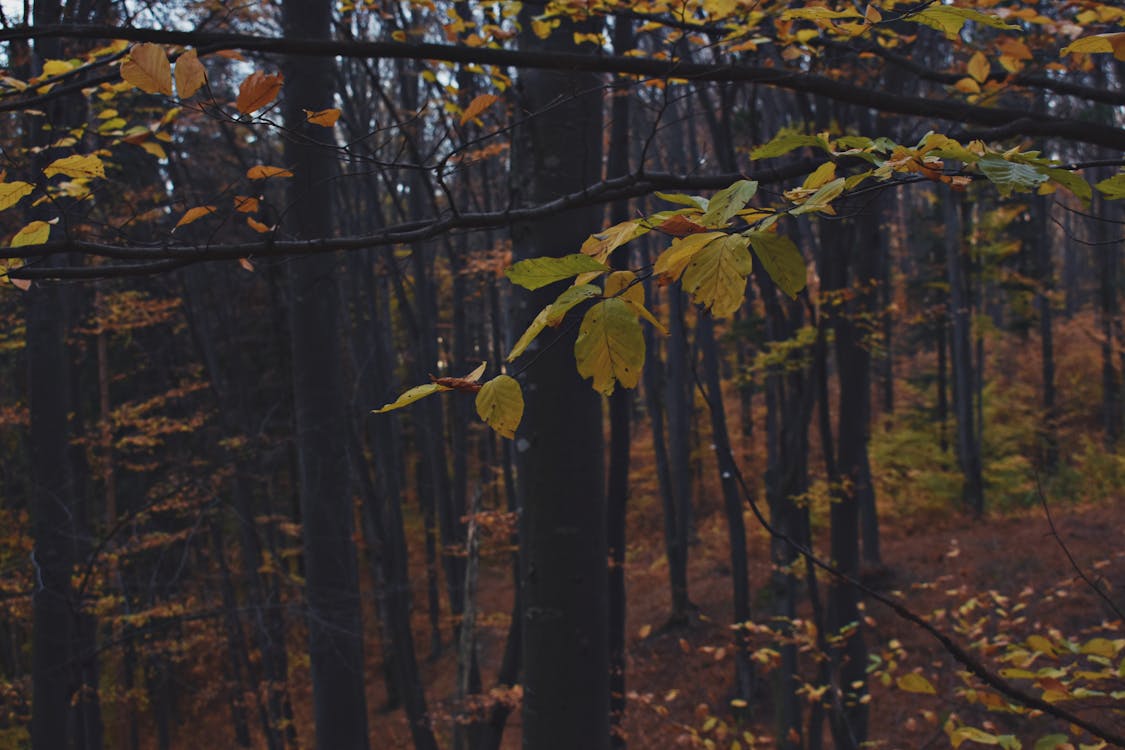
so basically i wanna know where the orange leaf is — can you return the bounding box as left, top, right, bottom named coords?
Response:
left=233, top=195, right=259, bottom=213
left=174, top=205, right=216, bottom=230
left=246, top=165, right=293, bottom=180
left=305, top=108, right=341, bottom=127
left=236, top=71, right=283, bottom=115
left=657, top=214, right=709, bottom=237
left=121, top=43, right=173, bottom=95
left=246, top=217, right=271, bottom=233
left=967, top=51, right=989, bottom=84
left=239, top=258, right=255, bottom=272
left=460, top=93, right=499, bottom=125
left=174, top=49, right=206, bottom=98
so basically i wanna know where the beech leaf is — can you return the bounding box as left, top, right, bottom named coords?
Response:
left=247, top=165, right=293, bottom=180
left=11, top=220, right=50, bottom=247
left=236, top=71, right=283, bottom=115
left=460, top=93, right=499, bottom=125
left=680, top=234, right=752, bottom=318
left=653, top=232, right=726, bottom=282
left=575, top=298, right=645, bottom=396
left=174, top=49, right=206, bottom=98
left=505, top=254, right=609, bottom=290
left=896, top=673, right=936, bottom=695
left=174, top=205, right=217, bottom=230
left=372, top=383, right=450, bottom=413
left=747, top=231, right=806, bottom=299
left=120, top=43, right=173, bottom=95
left=0, top=181, right=34, bottom=212
left=305, top=108, right=341, bottom=127
left=475, top=375, right=523, bottom=438
left=44, top=153, right=106, bottom=180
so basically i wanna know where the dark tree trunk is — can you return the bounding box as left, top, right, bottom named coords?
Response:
left=283, top=0, right=369, bottom=746
left=697, top=314, right=755, bottom=704
left=607, top=17, right=634, bottom=749
left=513, top=9, right=609, bottom=748
left=1033, top=195, right=1058, bottom=471
left=943, top=192, right=985, bottom=514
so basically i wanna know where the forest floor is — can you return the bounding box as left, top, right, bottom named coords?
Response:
left=349, top=465, right=1125, bottom=750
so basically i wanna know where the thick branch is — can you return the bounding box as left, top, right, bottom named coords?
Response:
left=2, top=24, right=1123, bottom=151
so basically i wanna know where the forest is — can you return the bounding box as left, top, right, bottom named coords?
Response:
left=0, top=0, right=1124, bottom=748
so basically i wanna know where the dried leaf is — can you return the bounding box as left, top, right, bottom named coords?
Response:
left=234, top=195, right=260, bottom=213
left=246, top=165, right=293, bottom=180
left=239, top=258, right=255, bottom=272
left=236, top=71, right=283, bottom=114
left=174, top=49, right=206, bottom=98
left=246, top=217, right=271, bottom=233
left=460, top=93, right=499, bottom=125
left=120, top=43, right=173, bottom=95
left=304, top=108, right=341, bottom=127
left=174, top=205, right=216, bottom=230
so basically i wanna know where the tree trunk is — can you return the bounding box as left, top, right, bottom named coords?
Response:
left=283, top=0, right=369, bottom=746
left=513, top=10, right=609, bottom=748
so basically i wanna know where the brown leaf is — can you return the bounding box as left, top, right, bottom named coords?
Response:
left=174, top=49, right=206, bottom=98
left=246, top=165, right=293, bottom=180
left=460, top=93, right=499, bottom=125
left=657, top=214, right=709, bottom=237
left=173, top=205, right=216, bottom=230
left=238, top=258, right=255, bottom=272
left=121, top=43, right=173, bottom=95
left=304, top=108, right=341, bottom=127
left=236, top=71, right=283, bottom=115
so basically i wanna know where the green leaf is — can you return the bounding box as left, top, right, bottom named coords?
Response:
left=0, top=181, right=34, bottom=212
left=895, top=673, right=936, bottom=695
left=700, top=180, right=759, bottom=227
left=653, top=231, right=725, bottom=282
left=747, top=232, right=806, bottom=299
left=545, top=283, right=601, bottom=325
left=977, top=157, right=1047, bottom=197
left=505, top=253, right=610, bottom=290
left=575, top=298, right=645, bottom=396
left=750, top=133, right=830, bottom=160
left=1040, top=167, right=1091, bottom=203
left=790, top=177, right=846, bottom=215
left=1095, top=173, right=1125, bottom=200
left=475, top=375, right=524, bottom=438
left=372, top=382, right=449, bottom=413
left=1033, top=735, right=1069, bottom=750
left=654, top=191, right=708, bottom=209
left=908, top=6, right=1016, bottom=39
left=681, top=234, right=752, bottom=318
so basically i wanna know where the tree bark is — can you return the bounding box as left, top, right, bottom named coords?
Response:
left=283, top=0, right=369, bottom=746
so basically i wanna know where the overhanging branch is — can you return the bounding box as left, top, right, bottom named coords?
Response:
left=2, top=24, right=1123, bottom=151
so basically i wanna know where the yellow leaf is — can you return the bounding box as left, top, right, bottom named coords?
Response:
left=1027, top=634, right=1057, bottom=657
left=1062, top=33, right=1125, bottom=61
left=138, top=141, right=167, bottom=160
left=606, top=270, right=668, bottom=334
left=896, top=673, right=937, bottom=694
left=954, top=77, right=981, bottom=94
left=575, top=298, right=645, bottom=396
left=373, top=382, right=450, bottom=413
left=653, top=232, right=726, bottom=282
left=802, top=161, right=836, bottom=190
left=0, top=181, right=34, bottom=211
left=580, top=219, right=647, bottom=264
left=120, top=43, right=173, bottom=95
left=864, top=4, right=882, bottom=23
left=174, top=49, right=206, bottom=98
left=507, top=305, right=552, bottom=361
left=305, top=108, right=341, bottom=127
left=41, top=59, right=74, bottom=77
left=247, top=165, right=293, bottom=180
left=246, top=217, right=271, bottom=233
left=236, top=71, right=283, bottom=114
left=681, top=234, right=752, bottom=318
left=44, top=153, right=105, bottom=179
left=460, top=93, right=499, bottom=125
left=967, top=51, right=990, bottom=83
left=233, top=195, right=260, bottom=213
left=11, top=220, right=50, bottom=247
left=174, top=205, right=216, bottom=230
left=475, top=375, right=523, bottom=438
